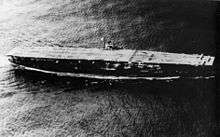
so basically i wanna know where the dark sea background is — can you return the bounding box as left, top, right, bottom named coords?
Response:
left=0, top=0, right=216, bottom=137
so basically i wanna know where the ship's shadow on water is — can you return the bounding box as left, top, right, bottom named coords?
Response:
left=0, top=65, right=215, bottom=137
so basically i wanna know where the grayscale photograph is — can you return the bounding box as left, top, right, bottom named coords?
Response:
left=0, top=0, right=217, bottom=137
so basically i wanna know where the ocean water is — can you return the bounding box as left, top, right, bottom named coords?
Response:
left=0, top=0, right=216, bottom=136
left=0, top=55, right=216, bottom=137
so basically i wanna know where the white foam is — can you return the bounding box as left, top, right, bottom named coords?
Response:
left=0, top=55, right=10, bottom=67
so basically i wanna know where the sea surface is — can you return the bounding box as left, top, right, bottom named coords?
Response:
left=0, top=0, right=216, bottom=136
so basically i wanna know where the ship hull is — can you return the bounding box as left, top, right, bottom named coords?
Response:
left=6, top=46, right=215, bottom=80
left=8, top=56, right=214, bottom=80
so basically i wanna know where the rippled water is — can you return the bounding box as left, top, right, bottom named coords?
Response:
left=0, top=55, right=216, bottom=137
left=0, top=0, right=216, bottom=136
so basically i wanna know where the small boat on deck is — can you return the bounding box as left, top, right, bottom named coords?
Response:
left=6, top=46, right=215, bottom=80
